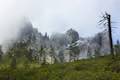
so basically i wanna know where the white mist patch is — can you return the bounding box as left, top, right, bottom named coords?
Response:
left=0, top=0, right=119, bottom=51
left=0, top=17, right=28, bottom=52
left=0, top=0, right=31, bottom=51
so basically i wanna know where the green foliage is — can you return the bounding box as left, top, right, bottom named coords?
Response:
left=114, top=44, right=120, bottom=56
left=0, top=55, right=120, bottom=80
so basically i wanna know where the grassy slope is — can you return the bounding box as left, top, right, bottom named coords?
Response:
left=0, top=55, right=120, bottom=80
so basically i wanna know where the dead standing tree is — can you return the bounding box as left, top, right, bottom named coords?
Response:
left=99, top=12, right=114, bottom=58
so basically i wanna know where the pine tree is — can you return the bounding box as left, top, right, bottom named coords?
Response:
left=39, top=46, right=46, bottom=65
left=0, top=45, right=3, bottom=62
left=49, top=46, right=55, bottom=64
left=115, top=40, right=120, bottom=56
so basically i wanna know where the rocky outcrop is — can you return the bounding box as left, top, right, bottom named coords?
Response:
left=77, top=31, right=110, bottom=59
left=5, top=19, right=111, bottom=63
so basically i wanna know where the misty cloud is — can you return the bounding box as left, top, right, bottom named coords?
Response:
left=0, top=0, right=119, bottom=45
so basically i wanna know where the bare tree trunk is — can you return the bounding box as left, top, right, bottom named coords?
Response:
left=107, top=14, right=114, bottom=58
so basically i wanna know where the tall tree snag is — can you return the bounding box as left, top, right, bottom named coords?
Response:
left=99, top=12, right=114, bottom=58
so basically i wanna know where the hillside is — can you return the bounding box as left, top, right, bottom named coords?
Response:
left=1, top=19, right=111, bottom=64
left=0, top=55, right=120, bottom=80
left=0, top=18, right=119, bottom=80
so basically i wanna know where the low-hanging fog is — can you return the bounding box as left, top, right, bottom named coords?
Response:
left=0, top=0, right=119, bottom=46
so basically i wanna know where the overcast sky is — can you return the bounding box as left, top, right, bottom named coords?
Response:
left=0, top=0, right=119, bottom=44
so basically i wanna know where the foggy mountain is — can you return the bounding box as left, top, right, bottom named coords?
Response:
left=1, top=19, right=110, bottom=63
